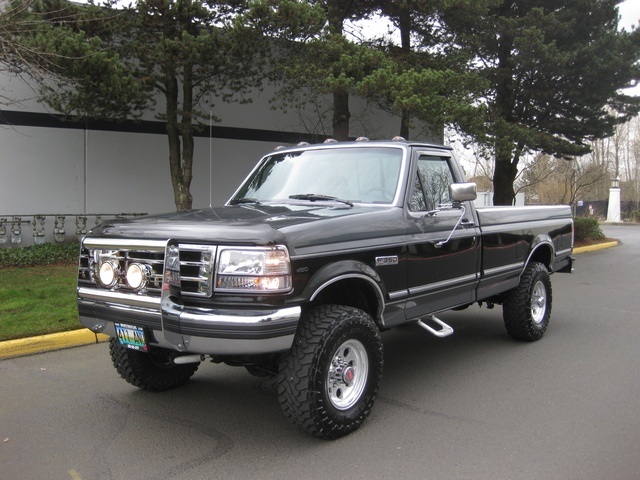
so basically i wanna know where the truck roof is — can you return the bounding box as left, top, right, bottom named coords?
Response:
left=269, top=138, right=454, bottom=154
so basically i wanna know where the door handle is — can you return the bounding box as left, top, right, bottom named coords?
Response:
left=460, top=218, right=475, bottom=227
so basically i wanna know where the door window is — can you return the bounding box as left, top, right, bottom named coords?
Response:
left=409, top=155, right=455, bottom=212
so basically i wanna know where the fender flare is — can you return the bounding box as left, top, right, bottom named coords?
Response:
left=300, top=260, right=386, bottom=318
left=524, top=234, right=555, bottom=272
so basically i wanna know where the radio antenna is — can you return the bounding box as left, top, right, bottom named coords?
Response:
left=209, top=94, right=213, bottom=209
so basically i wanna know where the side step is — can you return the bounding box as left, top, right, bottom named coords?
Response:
left=417, top=315, right=454, bottom=338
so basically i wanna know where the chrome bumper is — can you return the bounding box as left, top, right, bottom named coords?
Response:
left=78, top=287, right=300, bottom=355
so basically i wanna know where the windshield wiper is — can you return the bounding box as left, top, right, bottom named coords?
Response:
left=229, top=197, right=260, bottom=205
left=289, top=194, right=353, bottom=207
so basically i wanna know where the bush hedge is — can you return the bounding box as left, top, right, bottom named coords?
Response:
left=627, top=210, right=640, bottom=223
left=574, top=217, right=605, bottom=243
left=0, top=242, right=79, bottom=268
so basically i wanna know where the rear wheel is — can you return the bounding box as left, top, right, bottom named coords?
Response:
left=503, top=262, right=552, bottom=341
left=277, top=305, right=383, bottom=439
left=109, top=339, right=199, bottom=391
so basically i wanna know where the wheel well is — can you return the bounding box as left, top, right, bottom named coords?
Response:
left=527, top=244, right=553, bottom=271
left=308, top=277, right=381, bottom=325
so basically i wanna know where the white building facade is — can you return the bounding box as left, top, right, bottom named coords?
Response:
left=0, top=71, right=442, bottom=245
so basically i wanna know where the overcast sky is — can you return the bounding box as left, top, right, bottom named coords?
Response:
left=619, top=0, right=640, bottom=30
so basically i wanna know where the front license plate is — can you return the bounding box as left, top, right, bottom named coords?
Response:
left=115, top=323, right=148, bottom=352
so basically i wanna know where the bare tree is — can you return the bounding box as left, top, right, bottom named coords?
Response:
left=1, top=0, right=106, bottom=108
left=1, top=0, right=35, bottom=107
left=623, top=116, right=640, bottom=211
left=520, top=153, right=609, bottom=207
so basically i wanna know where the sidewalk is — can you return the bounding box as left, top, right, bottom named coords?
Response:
left=0, top=241, right=619, bottom=360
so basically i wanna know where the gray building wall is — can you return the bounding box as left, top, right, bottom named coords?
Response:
left=0, top=71, right=443, bottom=245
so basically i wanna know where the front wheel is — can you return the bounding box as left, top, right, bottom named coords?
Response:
left=502, top=262, right=552, bottom=341
left=109, top=339, right=199, bottom=391
left=277, top=305, right=383, bottom=439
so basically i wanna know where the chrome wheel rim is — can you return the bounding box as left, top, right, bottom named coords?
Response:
left=531, top=280, right=547, bottom=324
left=326, top=339, right=368, bottom=410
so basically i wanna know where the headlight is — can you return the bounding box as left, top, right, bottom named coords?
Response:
left=216, top=247, right=291, bottom=293
left=98, top=260, right=120, bottom=288
left=125, top=263, right=151, bottom=291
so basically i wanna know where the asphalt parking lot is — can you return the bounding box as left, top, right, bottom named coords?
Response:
left=1, top=224, right=639, bottom=480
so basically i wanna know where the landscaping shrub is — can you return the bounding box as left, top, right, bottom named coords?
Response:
left=627, top=210, right=640, bottom=223
left=0, top=242, right=79, bottom=268
left=573, top=217, right=605, bottom=243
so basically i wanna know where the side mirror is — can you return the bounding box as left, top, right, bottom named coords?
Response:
left=433, top=185, right=476, bottom=247
left=450, top=183, right=477, bottom=203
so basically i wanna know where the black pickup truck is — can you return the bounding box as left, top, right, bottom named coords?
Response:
left=78, top=139, right=573, bottom=439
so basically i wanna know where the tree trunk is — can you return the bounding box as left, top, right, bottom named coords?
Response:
left=492, top=23, right=518, bottom=206
left=492, top=158, right=517, bottom=205
left=165, top=68, right=192, bottom=211
left=492, top=138, right=520, bottom=205
left=400, top=110, right=410, bottom=140
left=332, top=91, right=350, bottom=141
left=399, top=6, right=411, bottom=139
left=327, top=2, right=350, bottom=141
left=179, top=62, right=194, bottom=210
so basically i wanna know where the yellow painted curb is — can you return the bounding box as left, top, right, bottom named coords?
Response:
left=0, top=329, right=109, bottom=360
left=573, top=240, right=619, bottom=254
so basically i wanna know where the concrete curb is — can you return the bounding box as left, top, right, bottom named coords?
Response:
left=0, top=240, right=620, bottom=360
left=572, top=240, right=620, bottom=254
left=0, top=329, right=109, bottom=360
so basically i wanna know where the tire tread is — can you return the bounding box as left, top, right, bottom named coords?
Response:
left=109, top=339, right=199, bottom=391
left=277, top=305, right=383, bottom=439
left=503, top=262, right=552, bottom=342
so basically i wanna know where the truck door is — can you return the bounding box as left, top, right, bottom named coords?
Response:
left=404, top=152, right=480, bottom=320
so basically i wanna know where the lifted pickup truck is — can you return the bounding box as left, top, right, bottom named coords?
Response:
left=78, top=138, right=573, bottom=439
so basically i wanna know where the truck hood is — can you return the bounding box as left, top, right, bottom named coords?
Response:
left=88, top=203, right=405, bottom=254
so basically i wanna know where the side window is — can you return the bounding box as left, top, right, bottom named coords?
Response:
left=409, top=155, right=455, bottom=212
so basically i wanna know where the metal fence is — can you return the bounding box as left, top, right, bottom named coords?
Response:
left=575, top=200, right=640, bottom=220
left=0, top=213, right=147, bottom=247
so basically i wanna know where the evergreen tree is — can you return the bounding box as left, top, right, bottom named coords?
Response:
left=247, top=0, right=379, bottom=140
left=12, top=0, right=263, bottom=210
left=359, top=0, right=486, bottom=141
left=442, top=0, right=640, bottom=205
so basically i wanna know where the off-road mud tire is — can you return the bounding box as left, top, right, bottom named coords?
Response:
left=277, top=305, right=383, bottom=439
left=503, top=262, right=552, bottom=342
left=109, top=338, right=199, bottom=391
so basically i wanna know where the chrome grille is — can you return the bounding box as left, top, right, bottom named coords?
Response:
left=172, top=244, right=216, bottom=297
left=79, top=242, right=166, bottom=297
left=79, top=240, right=216, bottom=298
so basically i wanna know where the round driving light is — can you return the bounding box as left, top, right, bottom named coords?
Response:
left=98, top=260, right=120, bottom=288
left=126, top=263, right=149, bottom=290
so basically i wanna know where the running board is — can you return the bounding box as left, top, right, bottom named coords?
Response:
left=417, top=315, right=454, bottom=338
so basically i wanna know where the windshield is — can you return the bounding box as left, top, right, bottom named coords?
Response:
left=232, top=147, right=404, bottom=205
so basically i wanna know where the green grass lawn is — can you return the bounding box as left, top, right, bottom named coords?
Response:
left=0, top=265, right=79, bottom=341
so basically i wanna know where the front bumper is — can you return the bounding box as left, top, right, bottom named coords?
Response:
left=78, top=287, right=300, bottom=355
